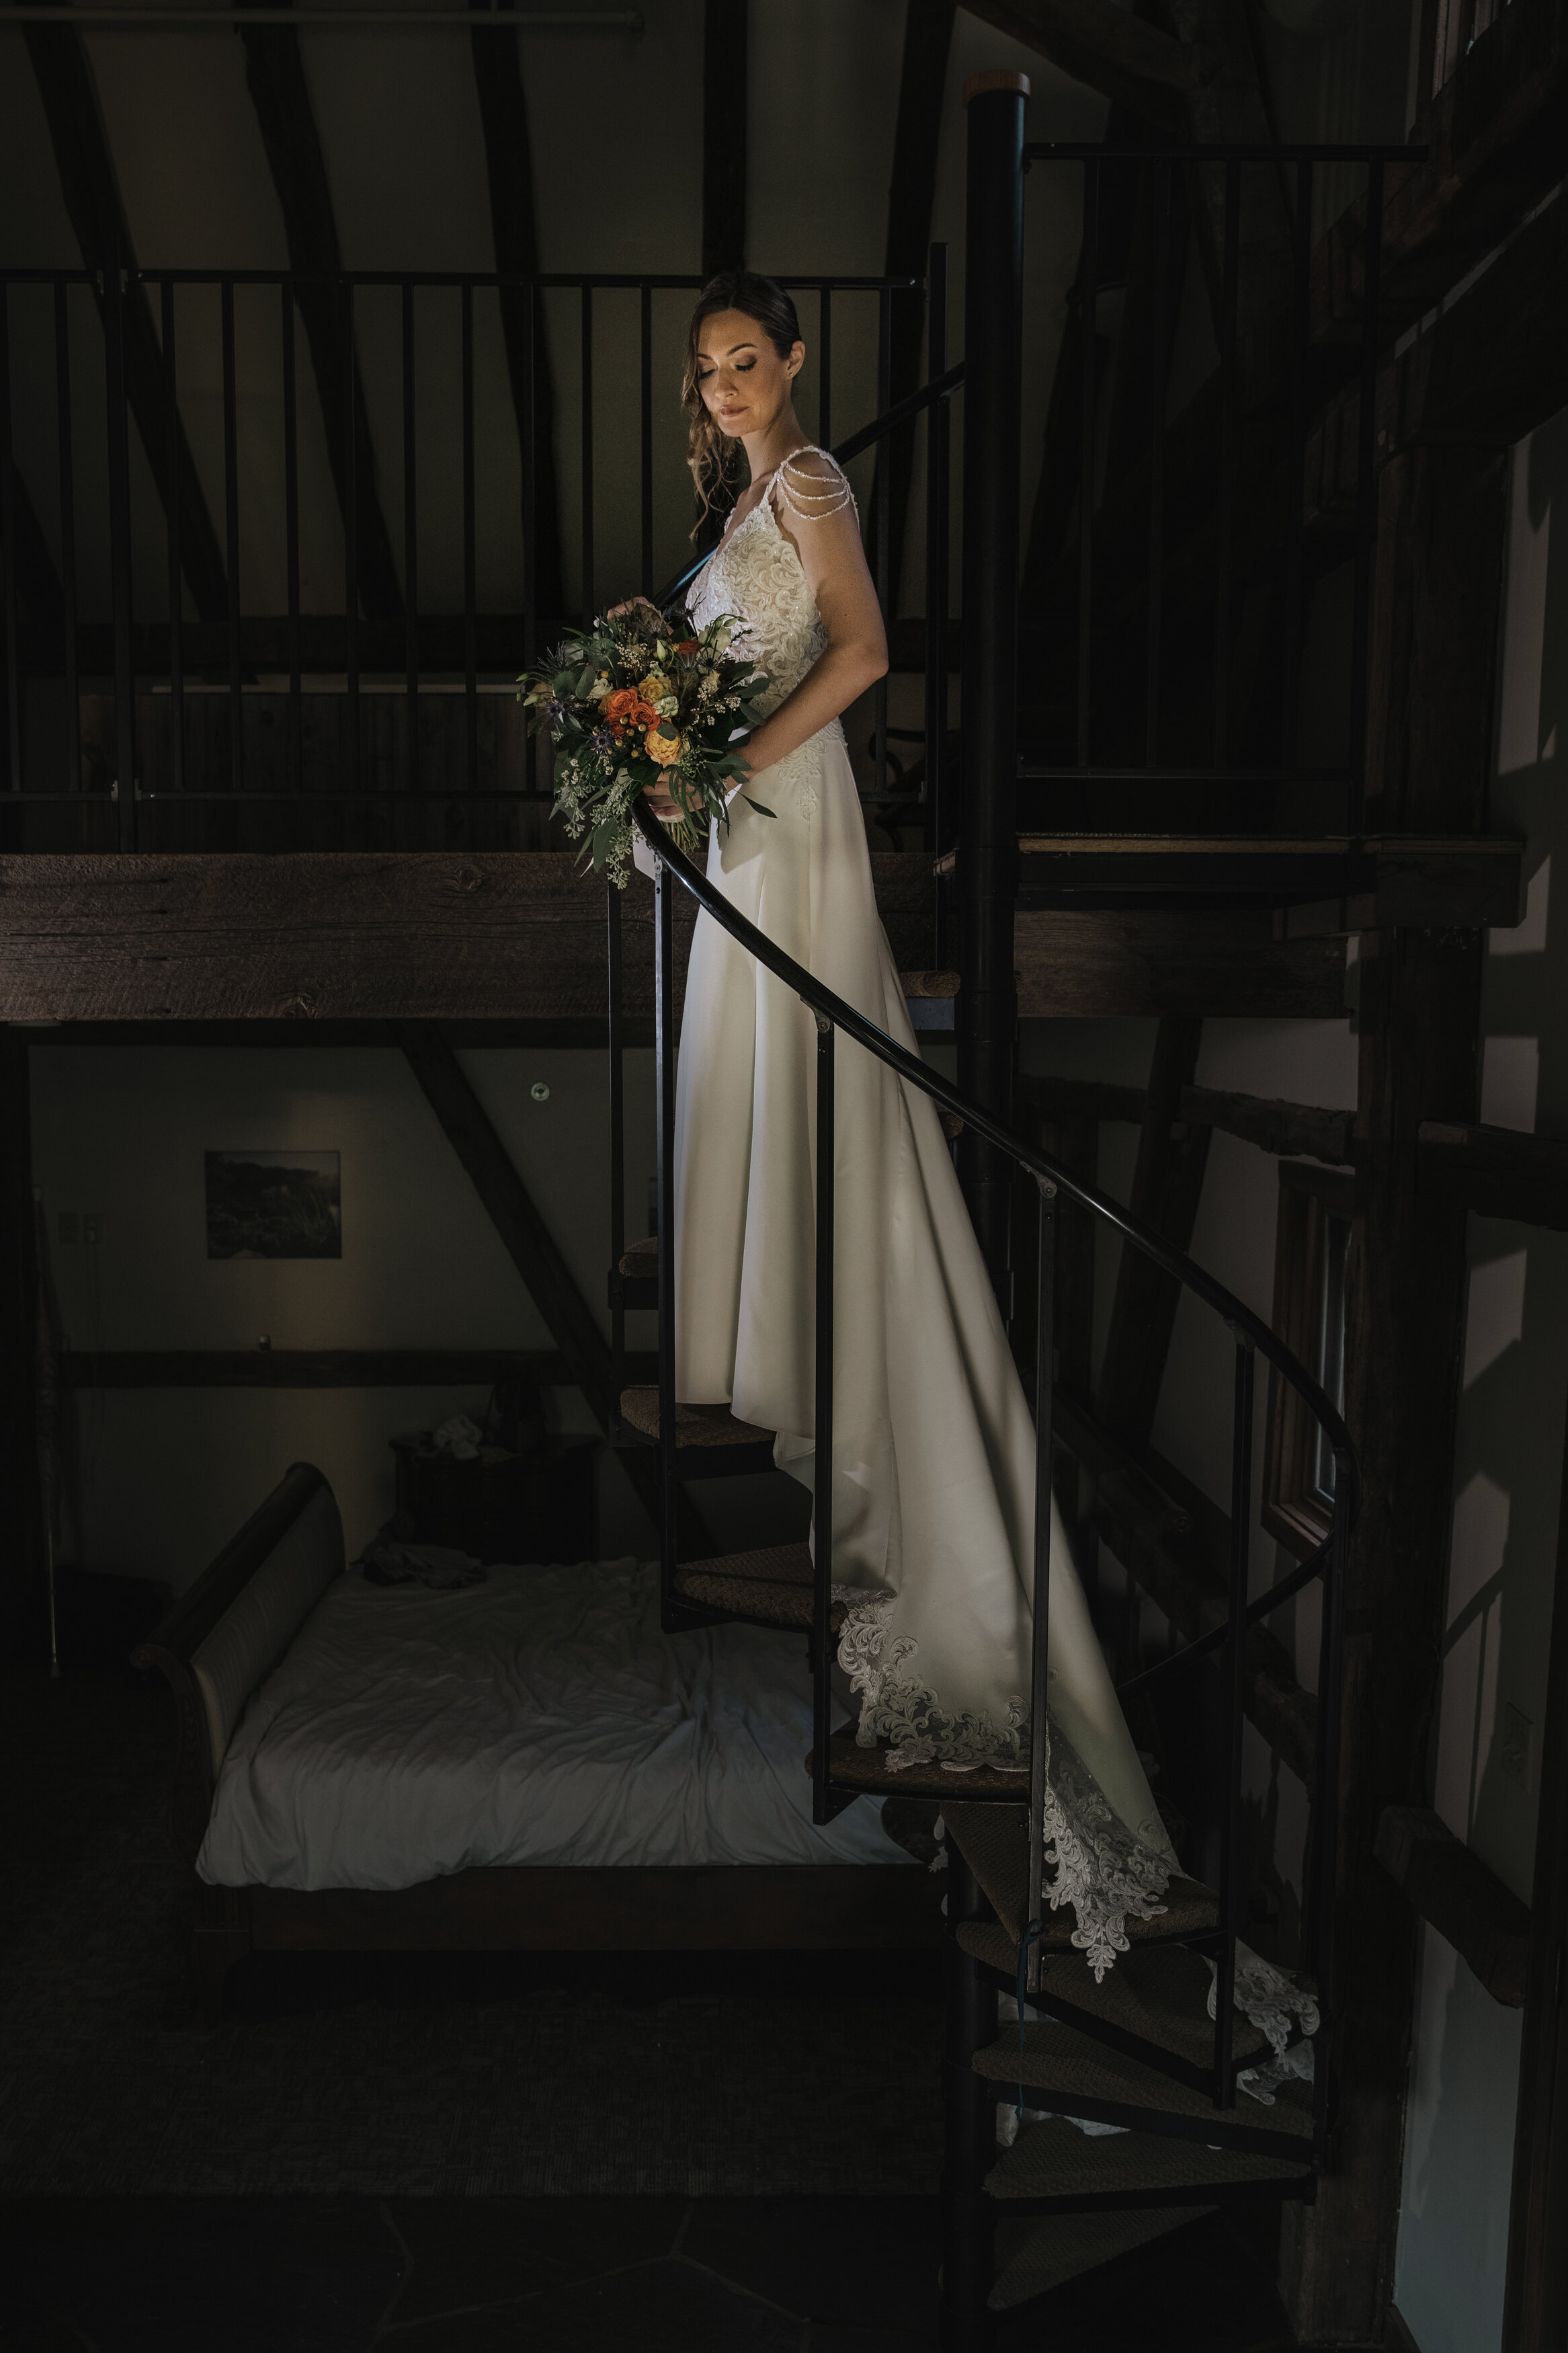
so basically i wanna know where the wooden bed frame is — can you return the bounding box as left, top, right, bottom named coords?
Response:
left=133, top=1463, right=943, bottom=2008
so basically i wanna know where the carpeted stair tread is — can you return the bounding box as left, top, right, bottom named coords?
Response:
left=956, top=1931, right=1273, bottom=2071
left=810, top=1734, right=1037, bottom=1803
left=985, top=2112, right=1309, bottom=2202
left=943, top=1801, right=1220, bottom=1944
left=972, top=2018, right=1315, bottom=2141
left=988, top=2206, right=1210, bottom=2311
left=619, top=1387, right=774, bottom=1447
left=675, top=1546, right=843, bottom=1632
left=619, top=1236, right=659, bottom=1277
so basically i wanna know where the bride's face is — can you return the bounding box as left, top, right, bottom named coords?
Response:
left=695, top=308, right=804, bottom=440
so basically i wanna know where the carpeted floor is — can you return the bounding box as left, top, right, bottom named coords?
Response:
left=0, top=1667, right=945, bottom=2199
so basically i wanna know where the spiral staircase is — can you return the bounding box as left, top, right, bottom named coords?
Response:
left=604, top=788, right=1352, bottom=2348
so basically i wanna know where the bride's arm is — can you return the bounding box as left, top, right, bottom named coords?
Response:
left=730, top=454, right=888, bottom=789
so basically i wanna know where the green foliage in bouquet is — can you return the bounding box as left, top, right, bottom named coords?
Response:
left=517, top=596, right=774, bottom=888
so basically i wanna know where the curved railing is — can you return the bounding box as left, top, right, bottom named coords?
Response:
left=624, top=791, right=1356, bottom=2135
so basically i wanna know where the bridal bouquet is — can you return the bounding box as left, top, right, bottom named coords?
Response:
left=518, top=598, right=774, bottom=887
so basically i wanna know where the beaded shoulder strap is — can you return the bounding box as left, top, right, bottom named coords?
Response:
left=769, top=444, right=857, bottom=522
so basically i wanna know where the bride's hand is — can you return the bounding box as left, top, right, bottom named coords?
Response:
left=642, top=771, right=679, bottom=821
left=606, top=595, right=657, bottom=622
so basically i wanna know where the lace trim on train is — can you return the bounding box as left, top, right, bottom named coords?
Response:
left=1206, top=1948, right=1321, bottom=2106
left=833, top=1588, right=1175, bottom=1979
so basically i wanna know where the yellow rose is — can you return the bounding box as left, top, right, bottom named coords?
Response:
left=637, top=671, right=670, bottom=707
left=645, top=725, right=682, bottom=767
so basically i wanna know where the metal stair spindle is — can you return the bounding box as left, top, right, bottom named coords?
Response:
left=1216, top=1333, right=1255, bottom=2107
left=655, top=854, right=677, bottom=1620
left=1026, top=1176, right=1056, bottom=1996
left=811, top=1010, right=836, bottom=1824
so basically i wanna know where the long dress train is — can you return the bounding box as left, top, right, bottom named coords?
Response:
left=671, top=448, right=1180, bottom=1975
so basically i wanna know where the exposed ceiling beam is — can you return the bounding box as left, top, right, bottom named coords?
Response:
left=22, top=7, right=229, bottom=622
left=469, top=0, right=565, bottom=633
left=701, top=0, right=747, bottom=282
left=959, top=0, right=1194, bottom=128
left=238, top=5, right=406, bottom=621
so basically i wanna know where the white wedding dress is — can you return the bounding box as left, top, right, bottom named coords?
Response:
left=671, top=447, right=1180, bottom=1975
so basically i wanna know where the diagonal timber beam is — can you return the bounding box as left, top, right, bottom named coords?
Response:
left=398, top=1023, right=711, bottom=1556
left=22, top=6, right=227, bottom=622
left=237, top=5, right=405, bottom=621
left=469, top=0, right=564, bottom=633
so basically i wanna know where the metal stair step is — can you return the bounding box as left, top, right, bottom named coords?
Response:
left=987, top=2207, right=1211, bottom=2312
left=957, top=1927, right=1274, bottom=2075
left=619, top=1236, right=659, bottom=1278
left=616, top=1387, right=777, bottom=1474
left=673, top=1544, right=842, bottom=1633
left=807, top=1732, right=1038, bottom=1804
left=985, top=2111, right=1310, bottom=2206
left=973, top=2018, right=1315, bottom=2156
left=943, top=1800, right=1221, bottom=1945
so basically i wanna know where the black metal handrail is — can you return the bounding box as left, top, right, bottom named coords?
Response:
left=628, top=788, right=1353, bottom=2132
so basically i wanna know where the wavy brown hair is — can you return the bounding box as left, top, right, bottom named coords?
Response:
left=682, top=272, right=802, bottom=537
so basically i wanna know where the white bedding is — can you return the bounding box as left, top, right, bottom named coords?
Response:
left=197, top=1557, right=912, bottom=1890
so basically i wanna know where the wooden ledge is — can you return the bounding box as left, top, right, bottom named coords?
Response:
left=1417, top=1121, right=1568, bottom=1232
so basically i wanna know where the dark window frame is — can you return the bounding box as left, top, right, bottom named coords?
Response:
left=1263, top=1160, right=1356, bottom=1563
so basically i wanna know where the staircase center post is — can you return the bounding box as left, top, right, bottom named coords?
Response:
left=956, top=68, right=1027, bottom=1308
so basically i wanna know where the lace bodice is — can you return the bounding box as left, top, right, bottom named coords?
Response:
left=687, top=448, right=852, bottom=718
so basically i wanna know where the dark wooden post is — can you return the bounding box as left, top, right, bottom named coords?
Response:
left=956, top=68, right=1028, bottom=1307
left=1503, top=1378, right=1568, bottom=2350
left=0, top=1037, right=41, bottom=1659
left=700, top=0, right=748, bottom=282
left=1280, top=440, right=1505, bottom=2344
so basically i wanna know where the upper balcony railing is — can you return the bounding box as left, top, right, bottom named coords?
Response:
left=0, top=255, right=947, bottom=853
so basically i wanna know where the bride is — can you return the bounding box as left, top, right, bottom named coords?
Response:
left=645, top=270, right=1178, bottom=1973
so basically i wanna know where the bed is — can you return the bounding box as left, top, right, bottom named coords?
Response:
left=134, top=1462, right=942, bottom=2007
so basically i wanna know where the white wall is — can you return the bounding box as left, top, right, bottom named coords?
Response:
left=30, top=1041, right=664, bottom=1587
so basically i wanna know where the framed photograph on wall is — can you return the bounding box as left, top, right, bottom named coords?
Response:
left=205, top=1150, right=341, bottom=1260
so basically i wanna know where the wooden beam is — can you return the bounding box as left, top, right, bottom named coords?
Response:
left=1374, top=1803, right=1530, bottom=2009
left=1313, top=1, right=1568, bottom=346
left=0, top=1036, right=42, bottom=1644
left=1181, top=1086, right=1354, bottom=1166
left=1417, top=1119, right=1568, bottom=1230
left=237, top=8, right=405, bottom=621
left=0, top=850, right=935, bottom=1024
left=58, top=1347, right=658, bottom=1389
left=1014, top=907, right=1347, bottom=1019
left=1095, top=1014, right=1210, bottom=1445
left=468, top=0, right=564, bottom=630
left=700, top=0, right=747, bottom=282
left=1503, top=1371, right=1568, bottom=2347
left=876, top=0, right=957, bottom=612
left=1307, top=188, right=1568, bottom=534
left=396, top=1021, right=710, bottom=1556
left=1282, top=430, right=1497, bottom=2338
left=959, top=0, right=1192, bottom=129
left=22, top=9, right=227, bottom=622
left=1054, top=1388, right=1318, bottom=1793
